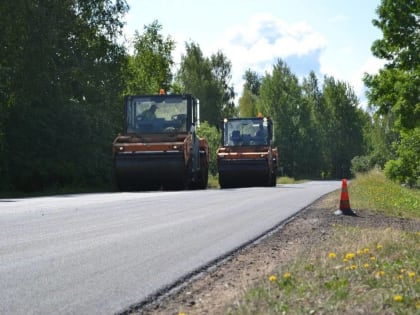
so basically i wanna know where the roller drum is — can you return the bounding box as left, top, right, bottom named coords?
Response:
left=114, top=151, right=185, bottom=190
left=218, top=158, right=270, bottom=188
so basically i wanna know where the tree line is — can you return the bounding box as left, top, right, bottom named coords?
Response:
left=0, top=0, right=417, bottom=193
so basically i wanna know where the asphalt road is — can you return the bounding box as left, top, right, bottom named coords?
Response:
left=0, top=181, right=341, bottom=314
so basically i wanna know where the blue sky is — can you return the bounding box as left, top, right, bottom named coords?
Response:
left=123, top=0, right=385, bottom=106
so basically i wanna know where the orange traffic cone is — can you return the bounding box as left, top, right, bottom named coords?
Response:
left=335, top=179, right=357, bottom=216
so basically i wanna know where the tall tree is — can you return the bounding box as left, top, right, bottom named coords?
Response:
left=257, top=60, right=303, bottom=177
left=0, top=0, right=128, bottom=192
left=239, top=69, right=262, bottom=117
left=177, top=42, right=235, bottom=126
left=363, top=0, right=419, bottom=185
left=125, top=20, right=175, bottom=94
left=238, top=87, right=257, bottom=117
left=364, top=0, right=419, bottom=130
left=210, top=51, right=236, bottom=119
left=322, top=76, right=368, bottom=178
left=301, top=71, right=328, bottom=177
left=243, top=69, right=262, bottom=96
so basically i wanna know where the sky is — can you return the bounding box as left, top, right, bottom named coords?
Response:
left=122, top=0, right=385, bottom=106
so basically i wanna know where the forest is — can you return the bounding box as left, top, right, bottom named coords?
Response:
left=0, top=0, right=418, bottom=193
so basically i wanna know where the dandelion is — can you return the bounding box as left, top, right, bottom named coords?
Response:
left=393, top=295, right=403, bottom=302
left=343, top=258, right=349, bottom=263
left=375, top=270, right=385, bottom=278
left=357, top=249, right=363, bottom=255
left=283, top=272, right=291, bottom=279
left=178, top=312, right=186, bottom=315
left=328, top=252, right=336, bottom=259
left=408, top=271, right=416, bottom=278
left=349, top=264, right=357, bottom=270
left=376, top=244, right=383, bottom=250
left=370, top=256, right=377, bottom=261
left=345, top=253, right=355, bottom=260
left=363, top=248, right=370, bottom=254
left=269, top=275, right=277, bottom=282
left=363, top=263, right=370, bottom=268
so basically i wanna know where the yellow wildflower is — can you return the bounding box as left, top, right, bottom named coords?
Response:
left=350, top=264, right=357, bottom=270
left=375, top=270, right=385, bottom=278
left=357, top=249, right=363, bottom=255
left=363, top=248, right=370, bottom=254
left=345, top=253, right=355, bottom=260
left=363, top=263, right=370, bottom=268
left=370, top=256, right=377, bottom=261
left=269, top=275, right=277, bottom=282
left=343, top=258, right=349, bottom=263
left=178, top=312, right=186, bottom=315
left=408, top=271, right=416, bottom=278
left=393, top=295, right=403, bottom=302
left=283, top=272, right=291, bottom=279
left=376, top=244, right=383, bottom=250
left=328, top=252, right=336, bottom=259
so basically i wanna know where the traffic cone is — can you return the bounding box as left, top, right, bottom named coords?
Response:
left=335, top=179, right=357, bottom=216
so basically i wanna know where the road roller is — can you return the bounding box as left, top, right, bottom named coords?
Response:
left=217, top=117, right=278, bottom=188
left=112, top=93, right=209, bottom=191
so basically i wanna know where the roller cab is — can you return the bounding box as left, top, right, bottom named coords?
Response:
left=217, top=117, right=278, bottom=188
left=112, top=93, right=208, bottom=191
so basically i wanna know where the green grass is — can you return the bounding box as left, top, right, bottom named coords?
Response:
left=207, top=174, right=220, bottom=189
left=277, top=176, right=302, bottom=184
left=350, top=169, right=420, bottom=218
left=229, top=169, right=420, bottom=315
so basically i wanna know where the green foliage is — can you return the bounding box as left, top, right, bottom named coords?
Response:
left=258, top=60, right=303, bottom=177
left=364, top=0, right=420, bottom=186
left=351, top=169, right=420, bottom=218
left=364, top=112, right=399, bottom=168
left=351, top=156, right=371, bottom=175
left=371, top=0, right=419, bottom=71
left=197, top=121, right=221, bottom=175
left=321, top=76, right=368, bottom=179
left=254, top=61, right=368, bottom=179
left=238, top=87, right=256, bottom=117
left=239, top=70, right=262, bottom=117
left=364, top=68, right=419, bottom=131
left=0, top=0, right=128, bottom=192
left=243, top=69, right=262, bottom=96
left=177, top=42, right=235, bottom=126
left=124, top=20, right=175, bottom=95
left=384, top=127, right=420, bottom=187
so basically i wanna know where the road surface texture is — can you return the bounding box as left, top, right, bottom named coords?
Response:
left=134, top=190, right=419, bottom=315
left=0, top=182, right=342, bottom=314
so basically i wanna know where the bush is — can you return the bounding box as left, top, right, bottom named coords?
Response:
left=384, top=127, right=420, bottom=188
left=350, top=155, right=371, bottom=175
left=197, top=121, right=221, bottom=175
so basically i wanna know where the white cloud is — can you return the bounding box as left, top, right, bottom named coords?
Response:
left=122, top=7, right=381, bottom=108
left=207, top=13, right=327, bottom=100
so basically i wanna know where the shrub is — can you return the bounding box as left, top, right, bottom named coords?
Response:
left=351, top=155, right=371, bottom=175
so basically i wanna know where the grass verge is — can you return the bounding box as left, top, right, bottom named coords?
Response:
left=229, top=170, right=420, bottom=315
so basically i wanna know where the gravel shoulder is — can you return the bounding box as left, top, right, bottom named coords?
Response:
left=127, top=190, right=419, bottom=315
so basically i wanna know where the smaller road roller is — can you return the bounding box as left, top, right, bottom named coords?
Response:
left=112, top=93, right=209, bottom=191
left=217, top=117, right=278, bottom=188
